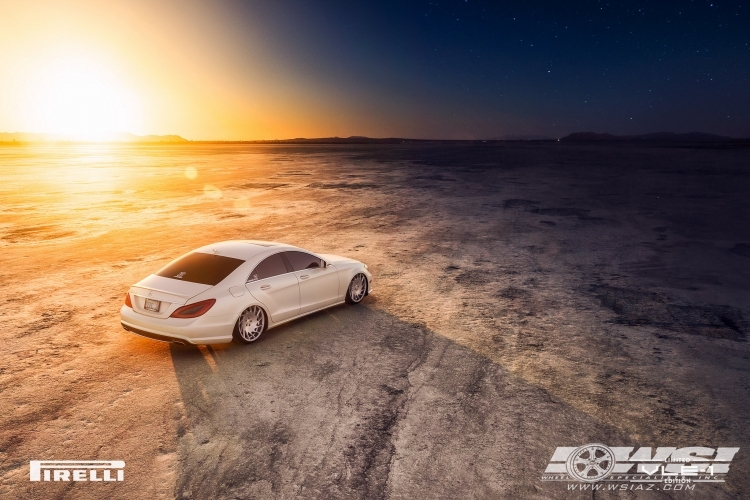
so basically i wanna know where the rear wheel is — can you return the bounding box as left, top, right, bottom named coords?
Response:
left=233, top=305, right=266, bottom=344
left=345, top=273, right=367, bottom=304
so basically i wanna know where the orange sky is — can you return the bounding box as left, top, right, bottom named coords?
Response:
left=0, top=0, right=384, bottom=140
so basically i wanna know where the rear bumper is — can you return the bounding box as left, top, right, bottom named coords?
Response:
left=120, top=305, right=234, bottom=345
left=121, top=322, right=191, bottom=344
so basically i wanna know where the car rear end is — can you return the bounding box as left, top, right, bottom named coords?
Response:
left=120, top=250, right=248, bottom=344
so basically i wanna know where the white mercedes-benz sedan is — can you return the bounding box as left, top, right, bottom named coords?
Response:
left=120, top=240, right=372, bottom=345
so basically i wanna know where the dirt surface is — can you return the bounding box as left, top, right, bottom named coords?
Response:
left=0, top=142, right=748, bottom=499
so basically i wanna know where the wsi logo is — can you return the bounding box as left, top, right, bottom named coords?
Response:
left=30, top=461, right=125, bottom=482
left=542, top=444, right=739, bottom=484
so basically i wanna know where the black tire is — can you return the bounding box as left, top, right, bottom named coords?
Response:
left=232, top=305, right=267, bottom=344
left=345, top=273, right=368, bottom=304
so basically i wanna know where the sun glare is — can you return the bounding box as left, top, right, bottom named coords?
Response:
left=25, top=54, right=143, bottom=141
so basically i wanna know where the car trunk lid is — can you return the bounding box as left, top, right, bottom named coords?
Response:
left=129, top=275, right=213, bottom=318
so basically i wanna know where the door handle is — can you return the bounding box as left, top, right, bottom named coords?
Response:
left=300, top=275, right=309, bottom=280
left=260, top=285, right=271, bottom=290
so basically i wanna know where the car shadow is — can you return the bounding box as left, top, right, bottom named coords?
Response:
left=166, top=304, right=714, bottom=500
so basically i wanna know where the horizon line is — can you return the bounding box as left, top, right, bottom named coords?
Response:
left=1, top=131, right=748, bottom=144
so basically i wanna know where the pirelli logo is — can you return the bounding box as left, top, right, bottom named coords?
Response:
left=29, top=460, right=125, bottom=482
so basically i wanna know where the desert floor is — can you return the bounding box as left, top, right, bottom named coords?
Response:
left=0, top=142, right=748, bottom=499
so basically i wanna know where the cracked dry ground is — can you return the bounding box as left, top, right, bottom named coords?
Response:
left=1, top=142, right=749, bottom=499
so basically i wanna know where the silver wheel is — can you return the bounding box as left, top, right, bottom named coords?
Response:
left=237, top=306, right=265, bottom=342
left=347, top=273, right=367, bottom=304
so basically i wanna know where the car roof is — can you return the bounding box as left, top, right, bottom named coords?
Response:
left=193, top=240, right=300, bottom=260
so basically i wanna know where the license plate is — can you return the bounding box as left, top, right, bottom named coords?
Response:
left=144, top=298, right=161, bottom=312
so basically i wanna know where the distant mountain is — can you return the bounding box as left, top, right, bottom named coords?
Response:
left=561, top=131, right=733, bottom=142
left=114, top=133, right=188, bottom=143
left=0, top=132, right=188, bottom=143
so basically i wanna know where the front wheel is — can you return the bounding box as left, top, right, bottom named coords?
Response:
left=345, top=273, right=368, bottom=304
left=233, top=305, right=267, bottom=344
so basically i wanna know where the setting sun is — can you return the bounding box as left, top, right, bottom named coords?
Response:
left=24, top=53, right=143, bottom=141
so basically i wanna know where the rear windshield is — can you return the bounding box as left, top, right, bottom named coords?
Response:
left=156, top=252, right=245, bottom=286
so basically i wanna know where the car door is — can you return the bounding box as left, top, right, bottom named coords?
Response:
left=283, top=251, right=340, bottom=314
left=245, top=252, right=300, bottom=323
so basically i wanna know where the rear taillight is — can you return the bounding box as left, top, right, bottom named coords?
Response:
left=170, top=299, right=216, bottom=318
left=125, top=293, right=133, bottom=308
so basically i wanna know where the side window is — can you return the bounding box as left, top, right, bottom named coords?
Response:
left=284, top=251, right=324, bottom=271
left=247, top=253, right=289, bottom=282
